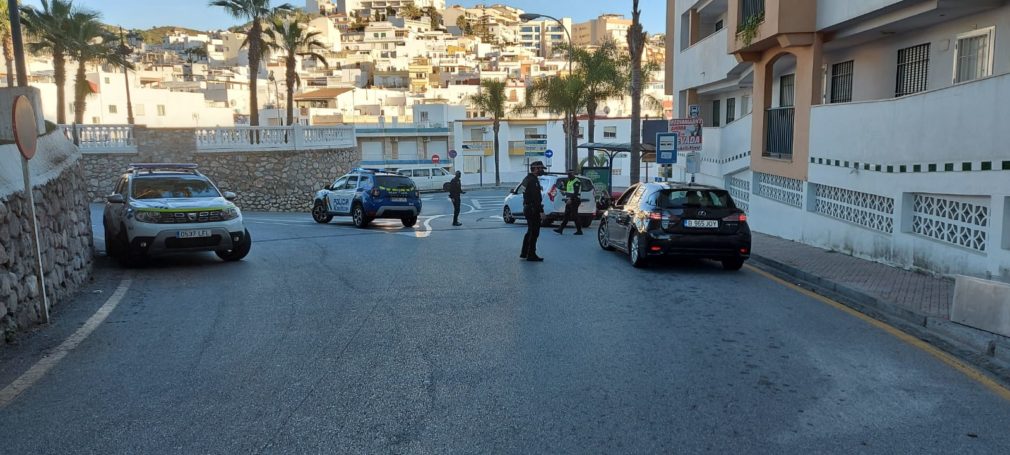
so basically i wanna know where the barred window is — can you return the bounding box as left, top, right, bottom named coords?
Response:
left=829, top=61, right=854, bottom=103
left=954, top=28, right=994, bottom=84
left=779, top=74, right=795, bottom=107
left=896, top=43, right=930, bottom=97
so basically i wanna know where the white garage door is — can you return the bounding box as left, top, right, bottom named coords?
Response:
left=397, top=140, right=418, bottom=160
left=428, top=140, right=448, bottom=161
left=361, top=141, right=384, bottom=161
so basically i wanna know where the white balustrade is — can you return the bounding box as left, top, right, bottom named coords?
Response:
left=195, top=125, right=355, bottom=151
left=60, top=124, right=137, bottom=153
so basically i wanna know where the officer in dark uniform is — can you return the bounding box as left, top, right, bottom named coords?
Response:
left=554, top=169, right=583, bottom=235
left=448, top=170, right=464, bottom=226
left=520, top=161, right=546, bottom=261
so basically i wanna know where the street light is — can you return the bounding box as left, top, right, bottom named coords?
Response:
left=519, top=12, right=576, bottom=167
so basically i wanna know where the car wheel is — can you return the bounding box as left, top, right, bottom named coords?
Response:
left=503, top=206, right=516, bottom=224
left=629, top=232, right=647, bottom=268
left=351, top=204, right=371, bottom=228
left=117, top=225, right=143, bottom=268
left=580, top=216, right=592, bottom=228
left=312, top=201, right=333, bottom=224
left=598, top=221, right=615, bottom=251
left=217, top=229, right=252, bottom=262
left=722, top=258, right=745, bottom=271
left=402, top=216, right=417, bottom=227
left=104, top=223, right=124, bottom=258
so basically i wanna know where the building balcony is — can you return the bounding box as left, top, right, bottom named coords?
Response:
left=508, top=140, right=526, bottom=156
left=462, top=140, right=494, bottom=156
left=728, top=0, right=816, bottom=57
left=676, top=28, right=737, bottom=90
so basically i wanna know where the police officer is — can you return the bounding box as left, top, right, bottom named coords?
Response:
left=554, top=169, right=583, bottom=235
left=520, top=161, right=546, bottom=261
left=448, top=170, right=464, bottom=226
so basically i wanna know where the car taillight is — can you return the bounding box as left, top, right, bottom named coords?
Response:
left=723, top=213, right=747, bottom=222
left=547, top=185, right=557, bottom=202
left=649, top=212, right=663, bottom=221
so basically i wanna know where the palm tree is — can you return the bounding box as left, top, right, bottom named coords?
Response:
left=209, top=0, right=293, bottom=127
left=466, top=79, right=506, bottom=186
left=64, top=12, right=129, bottom=124
left=22, top=0, right=82, bottom=124
left=564, top=40, right=627, bottom=161
left=523, top=74, right=587, bottom=171
left=0, top=0, right=14, bottom=86
left=627, top=0, right=646, bottom=184
left=399, top=3, right=422, bottom=20
left=265, top=15, right=328, bottom=126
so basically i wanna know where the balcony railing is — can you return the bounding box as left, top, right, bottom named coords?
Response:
left=739, top=0, right=765, bottom=25
left=194, top=125, right=355, bottom=151
left=764, top=107, right=794, bottom=159
left=60, top=124, right=137, bottom=153
left=508, top=140, right=526, bottom=156
left=461, top=140, right=494, bottom=156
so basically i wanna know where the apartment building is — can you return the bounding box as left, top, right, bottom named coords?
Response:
left=667, top=0, right=1010, bottom=278
left=518, top=17, right=573, bottom=58
left=572, top=14, right=632, bottom=48
left=309, top=0, right=446, bottom=20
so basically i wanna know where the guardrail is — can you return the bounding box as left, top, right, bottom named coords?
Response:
left=60, top=124, right=137, bottom=153
left=195, top=125, right=355, bottom=151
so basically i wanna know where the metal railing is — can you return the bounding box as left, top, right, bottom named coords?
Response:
left=461, top=140, right=494, bottom=156
left=764, top=107, right=794, bottom=159
left=194, top=125, right=355, bottom=151
left=739, top=0, right=765, bottom=25
left=60, top=124, right=137, bottom=152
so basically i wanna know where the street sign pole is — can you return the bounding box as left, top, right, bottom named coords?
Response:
left=13, top=96, right=48, bottom=323
left=21, top=157, right=48, bottom=323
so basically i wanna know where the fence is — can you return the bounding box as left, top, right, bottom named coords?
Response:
left=60, top=124, right=356, bottom=153
left=60, top=124, right=137, bottom=152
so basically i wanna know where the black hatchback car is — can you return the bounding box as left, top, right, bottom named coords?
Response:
left=597, top=182, right=751, bottom=270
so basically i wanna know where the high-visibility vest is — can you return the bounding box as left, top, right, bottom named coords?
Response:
left=565, top=179, right=578, bottom=193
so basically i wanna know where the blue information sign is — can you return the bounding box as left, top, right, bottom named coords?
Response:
left=544, top=149, right=554, bottom=158
left=656, top=133, right=678, bottom=164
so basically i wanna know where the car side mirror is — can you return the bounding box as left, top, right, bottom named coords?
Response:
left=106, top=194, right=125, bottom=204
left=223, top=191, right=237, bottom=201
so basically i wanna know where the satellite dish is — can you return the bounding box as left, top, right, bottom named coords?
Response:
left=603, top=106, right=611, bottom=115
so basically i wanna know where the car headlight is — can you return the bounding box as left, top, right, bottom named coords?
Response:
left=221, top=207, right=241, bottom=220
left=134, top=210, right=160, bottom=223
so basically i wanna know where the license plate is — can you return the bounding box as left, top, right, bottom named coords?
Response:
left=684, top=220, right=719, bottom=229
left=391, top=197, right=407, bottom=203
left=177, top=229, right=212, bottom=239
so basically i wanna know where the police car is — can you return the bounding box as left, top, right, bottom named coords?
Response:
left=311, top=168, right=422, bottom=228
left=102, top=163, right=251, bottom=265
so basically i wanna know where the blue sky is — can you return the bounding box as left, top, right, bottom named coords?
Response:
left=21, top=0, right=666, bottom=34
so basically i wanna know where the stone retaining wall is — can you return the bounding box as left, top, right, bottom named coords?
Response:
left=81, top=127, right=360, bottom=212
left=1, top=132, right=94, bottom=342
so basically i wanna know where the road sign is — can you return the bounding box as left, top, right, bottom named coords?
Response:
left=14, top=95, right=38, bottom=160
left=669, top=118, right=703, bottom=152
left=524, top=134, right=547, bottom=157
left=685, top=152, right=701, bottom=174
left=656, top=132, right=678, bottom=164
left=431, top=154, right=440, bottom=164
left=544, top=149, right=553, bottom=158
left=689, top=104, right=700, bottom=119
left=12, top=95, right=49, bottom=324
left=448, top=149, right=457, bottom=159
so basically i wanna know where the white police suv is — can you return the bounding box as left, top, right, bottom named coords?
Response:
left=102, top=163, right=251, bottom=264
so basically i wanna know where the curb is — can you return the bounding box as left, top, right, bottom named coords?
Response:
left=749, top=253, right=1010, bottom=387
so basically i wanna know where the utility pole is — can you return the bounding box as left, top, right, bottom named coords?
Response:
left=9, top=0, right=27, bottom=86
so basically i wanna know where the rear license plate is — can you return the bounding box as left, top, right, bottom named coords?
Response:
left=391, top=197, right=407, bottom=203
left=177, top=229, right=212, bottom=239
left=684, top=220, right=719, bottom=229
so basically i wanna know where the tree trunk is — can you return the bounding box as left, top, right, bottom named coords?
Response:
left=628, top=0, right=645, bottom=185
left=569, top=114, right=579, bottom=171
left=3, top=35, right=13, bottom=88
left=562, top=113, right=570, bottom=171
left=587, top=101, right=597, bottom=161
left=286, top=55, right=296, bottom=126
left=248, top=19, right=261, bottom=127
left=73, top=63, right=88, bottom=124
left=54, top=49, right=67, bottom=124
left=493, top=119, right=501, bottom=186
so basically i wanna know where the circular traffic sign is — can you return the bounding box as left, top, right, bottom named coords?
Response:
left=448, top=149, right=457, bottom=159
left=13, top=96, right=38, bottom=161
left=544, top=149, right=554, bottom=158
left=432, top=154, right=440, bottom=164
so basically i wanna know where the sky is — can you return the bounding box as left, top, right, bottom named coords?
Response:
left=20, top=0, right=667, bottom=34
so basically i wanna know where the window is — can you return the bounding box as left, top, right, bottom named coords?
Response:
left=108, top=105, right=118, bottom=114
left=577, top=126, right=584, bottom=138
left=726, top=98, right=736, bottom=123
left=135, top=104, right=145, bottom=116
left=524, top=127, right=538, bottom=137
left=830, top=60, right=854, bottom=103
left=157, top=105, right=167, bottom=116
left=344, top=176, right=359, bottom=189
left=896, top=43, right=930, bottom=97
left=463, top=155, right=481, bottom=173
left=603, top=126, right=617, bottom=138
left=779, top=74, right=795, bottom=107
left=104, top=77, right=110, bottom=84
left=954, top=27, right=995, bottom=84
left=714, top=20, right=724, bottom=32
left=413, top=169, right=430, bottom=177
left=741, top=95, right=751, bottom=115
left=712, top=100, right=721, bottom=127
left=330, top=177, right=347, bottom=190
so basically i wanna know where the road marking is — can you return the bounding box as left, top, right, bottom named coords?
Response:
left=471, top=199, right=482, bottom=209
left=0, top=277, right=133, bottom=409
left=748, top=265, right=1010, bottom=402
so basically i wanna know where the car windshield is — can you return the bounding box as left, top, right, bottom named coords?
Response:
left=375, top=176, right=416, bottom=191
left=658, top=189, right=733, bottom=209
left=131, top=175, right=221, bottom=199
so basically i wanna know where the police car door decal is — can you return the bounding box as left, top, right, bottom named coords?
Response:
left=333, top=177, right=356, bottom=213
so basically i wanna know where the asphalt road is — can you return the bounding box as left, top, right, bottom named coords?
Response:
left=2, top=189, right=1010, bottom=454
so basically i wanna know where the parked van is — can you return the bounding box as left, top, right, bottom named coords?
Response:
left=394, top=165, right=453, bottom=192
left=502, top=174, right=597, bottom=227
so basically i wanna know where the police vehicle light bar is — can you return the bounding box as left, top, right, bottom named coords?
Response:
left=128, top=163, right=199, bottom=170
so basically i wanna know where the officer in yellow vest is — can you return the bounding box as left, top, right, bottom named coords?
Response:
left=554, top=169, right=583, bottom=235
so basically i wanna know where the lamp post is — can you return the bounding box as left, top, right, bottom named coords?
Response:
left=519, top=12, right=576, bottom=167
left=118, top=28, right=135, bottom=125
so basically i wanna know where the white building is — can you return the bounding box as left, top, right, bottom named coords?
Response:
left=518, top=17, right=573, bottom=58
left=667, top=0, right=1010, bottom=278
left=309, top=0, right=446, bottom=20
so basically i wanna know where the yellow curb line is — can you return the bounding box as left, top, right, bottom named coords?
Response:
left=747, top=264, right=1010, bottom=402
